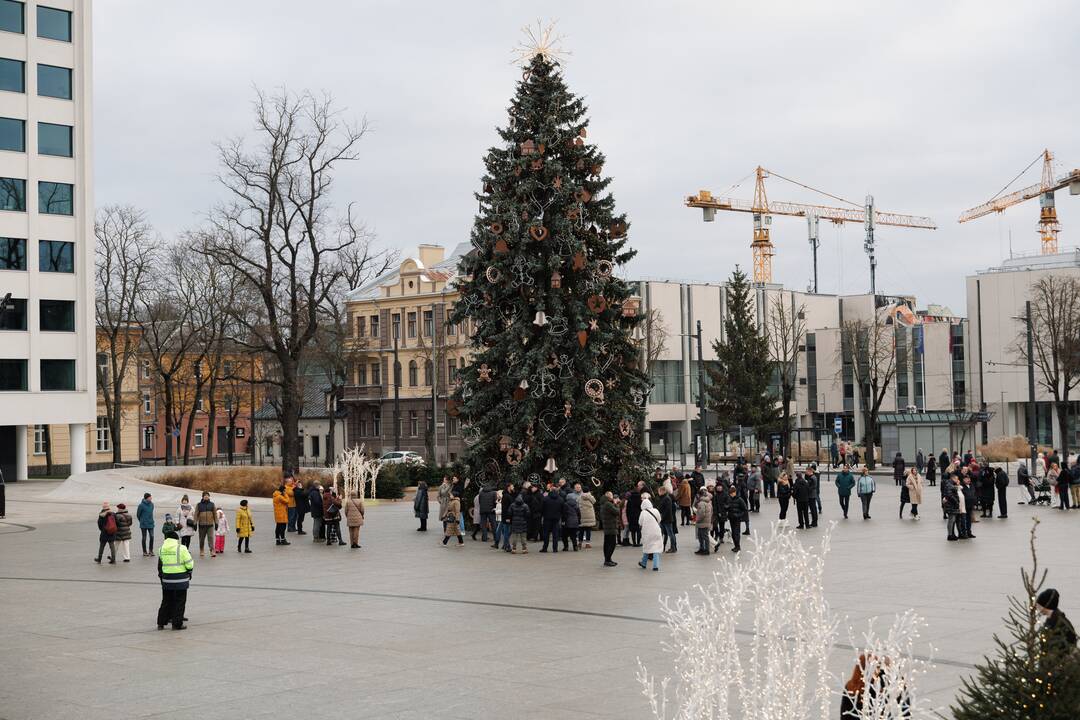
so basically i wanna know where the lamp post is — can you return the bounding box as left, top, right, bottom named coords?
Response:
left=392, top=319, right=401, bottom=453
left=678, top=321, right=709, bottom=469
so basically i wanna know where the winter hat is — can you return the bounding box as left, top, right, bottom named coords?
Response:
left=1036, top=588, right=1060, bottom=611
left=116, top=503, right=126, bottom=510
left=164, top=513, right=173, bottom=521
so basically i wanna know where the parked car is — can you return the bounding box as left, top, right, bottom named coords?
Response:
left=379, top=451, right=424, bottom=465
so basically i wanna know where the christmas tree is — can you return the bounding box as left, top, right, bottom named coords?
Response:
left=951, top=519, right=1080, bottom=719
left=705, top=267, right=778, bottom=436
left=447, top=30, right=651, bottom=492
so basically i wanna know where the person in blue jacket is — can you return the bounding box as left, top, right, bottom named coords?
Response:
left=137, top=492, right=155, bottom=557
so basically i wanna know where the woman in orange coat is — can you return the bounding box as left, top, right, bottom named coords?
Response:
left=675, top=478, right=693, bottom=526
left=272, top=485, right=290, bottom=546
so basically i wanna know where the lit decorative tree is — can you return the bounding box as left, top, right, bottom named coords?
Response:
left=333, top=444, right=380, bottom=500
left=847, top=610, right=932, bottom=719
left=448, top=25, right=651, bottom=491
left=637, top=525, right=930, bottom=720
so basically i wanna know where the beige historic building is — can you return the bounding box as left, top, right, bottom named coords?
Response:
left=342, top=243, right=472, bottom=464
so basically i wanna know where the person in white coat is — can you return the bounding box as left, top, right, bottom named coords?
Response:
left=637, top=496, right=664, bottom=571
left=176, top=495, right=196, bottom=548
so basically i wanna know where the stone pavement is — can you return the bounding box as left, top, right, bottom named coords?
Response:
left=1, top=475, right=1078, bottom=719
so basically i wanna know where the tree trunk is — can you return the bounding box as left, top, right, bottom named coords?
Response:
left=1056, top=399, right=1070, bottom=459
left=781, top=387, right=793, bottom=458
left=163, top=379, right=175, bottom=466
left=204, top=400, right=217, bottom=466
left=226, top=411, right=237, bottom=465
left=181, top=396, right=199, bottom=466
left=279, top=384, right=302, bottom=473
left=325, top=386, right=338, bottom=467
left=864, top=409, right=878, bottom=470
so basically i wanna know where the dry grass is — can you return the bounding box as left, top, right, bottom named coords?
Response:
left=152, top=467, right=327, bottom=498
left=977, top=435, right=1051, bottom=462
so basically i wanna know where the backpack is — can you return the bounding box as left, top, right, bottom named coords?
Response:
left=103, top=512, right=117, bottom=535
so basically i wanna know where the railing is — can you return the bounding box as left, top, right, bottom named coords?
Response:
left=341, top=385, right=386, bottom=401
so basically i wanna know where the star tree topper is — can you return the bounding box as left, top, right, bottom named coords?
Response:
left=512, top=19, right=571, bottom=66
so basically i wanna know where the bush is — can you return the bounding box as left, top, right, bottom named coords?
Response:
left=153, top=467, right=327, bottom=498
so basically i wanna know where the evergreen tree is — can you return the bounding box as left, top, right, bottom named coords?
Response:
left=705, top=267, right=778, bottom=436
left=447, top=50, right=651, bottom=492
left=951, top=519, right=1080, bottom=719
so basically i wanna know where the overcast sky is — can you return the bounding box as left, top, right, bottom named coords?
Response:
left=93, top=1, right=1080, bottom=312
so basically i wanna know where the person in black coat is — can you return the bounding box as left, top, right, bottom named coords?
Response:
left=654, top=485, right=677, bottom=553
left=625, top=481, right=644, bottom=547
left=978, top=465, right=996, bottom=518
left=994, top=467, right=1009, bottom=518
left=960, top=475, right=977, bottom=539
left=540, top=486, right=565, bottom=553
left=1017, top=463, right=1034, bottom=504
left=476, top=485, right=497, bottom=543
left=293, top=480, right=309, bottom=535
left=925, top=455, right=937, bottom=486
left=413, top=480, right=430, bottom=531
left=711, top=481, right=729, bottom=548
left=892, top=452, right=905, bottom=486
left=793, top=473, right=811, bottom=529
left=307, top=483, right=325, bottom=541
left=508, top=494, right=530, bottom=553
left=725, top=485, right=748, bottom=552
left=496, top=483, right=515, bottom=551
left=526, top=485, right=543, bottom=541
left=938, top=449, right=950, bottom=475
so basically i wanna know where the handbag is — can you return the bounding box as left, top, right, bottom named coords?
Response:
left=185, top=517, right=196, bottom=529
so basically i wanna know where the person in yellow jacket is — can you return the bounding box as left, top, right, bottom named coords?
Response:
left=284, top=476, right=297, bottom=532
left=235, top=499, right=254, bottom=554
left=157, top=530, right=194, bottom=630
left=272, top=485, right=290, bottom=546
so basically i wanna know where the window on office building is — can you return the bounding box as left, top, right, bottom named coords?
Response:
left=38, top=181, right=72, bottom=215
left=39, top=240, right=73, bottom=272
left=38, top=122, right=71, bottom=156
left=40, top=299, right=74, bottom=331
left=142, top=426, right=153, bottom=451
left=0, top=1, right=23, bottom=34
left=0, top=237, right=24, bottom=269
left=0, top=58, right=24, bottom=93
left=96, top=416, right=111, bottom=452
left=40, top=358, right=75, bottom=390
left=0, top=297, right=26, bottom=329
left=37, top=5, right=71, bottom=42
left=0, top=176, right=25, bottom=210
left=36, top=63, right=71, bottom=99
left=33, top=424, right=46, bottom=454
left=0, top=358, right=27, bottom=389
left=0, top=117, right=23, bottom=152
left=649, top=360, right=684, bottom=404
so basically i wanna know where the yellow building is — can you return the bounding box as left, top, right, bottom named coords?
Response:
left=26, top=328, right=142, bottom=476
left=342, top=243, right=473, bottom=464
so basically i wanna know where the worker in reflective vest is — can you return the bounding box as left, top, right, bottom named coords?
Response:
left=157, top=530, right=194, bottom=630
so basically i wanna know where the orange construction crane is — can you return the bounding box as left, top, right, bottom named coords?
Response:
left=958, top=149, right=1080, bottom=255
left=686, top=167, right=936, bottom=291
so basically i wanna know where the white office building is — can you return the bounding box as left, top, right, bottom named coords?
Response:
left=0, top=0, right=94, bottom=482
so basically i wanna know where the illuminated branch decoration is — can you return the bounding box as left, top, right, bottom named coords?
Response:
left=333, top=444, right=380, bottom=500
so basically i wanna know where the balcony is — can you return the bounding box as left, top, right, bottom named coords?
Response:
left=341, top=385, right=386, bottom=402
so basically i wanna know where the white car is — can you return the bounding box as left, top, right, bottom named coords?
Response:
left=378, top=451, right=424, bottom=465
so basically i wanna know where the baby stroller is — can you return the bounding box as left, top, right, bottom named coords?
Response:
left=1031, top=479, right=1053, bottom=506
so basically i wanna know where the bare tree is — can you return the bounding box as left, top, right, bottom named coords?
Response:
left=1015, top=275, right=1080, bottom=457
left=642, top=308, right=669, bottom=375
left=95, top=205, right=157, bottom=464
left=199, top=89, right=370, bottom=472
left=838, top=311, right=905, bottom=469
left=138, top=246, right=201, bottom=466
left=767, top=294, right=806, bottom=457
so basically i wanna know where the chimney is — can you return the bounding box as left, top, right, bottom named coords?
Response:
left=417, top=244, right=445, bottom=268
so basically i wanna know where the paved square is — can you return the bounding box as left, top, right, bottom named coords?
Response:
left=1, top=475, right=1078, bottom=719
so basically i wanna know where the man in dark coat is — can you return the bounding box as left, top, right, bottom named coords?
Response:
left=994, top=466, right=1009, bottom=518
left=725, top=485, right=748, bottom=552
left=293, top=480, right=309, bottom=535
left=1017, top=463, right=1034, bottom=504
left=540, top=485, right=565, bottom=553
left=508, top=493, right=530, bottom=553
left=526, top=485, right=543, bottom=541
left=625, top=481, right=644, bottom=547
left=793, top=473, right=811, bottom=529
left=496, top=483, right=516, bottom=551
left=690, top=465, right=706, bottom=495
left=599, top=492, right=621, bottom=567
left=307, top=482, right=325, bottom=541
left=978, top=465, right=996, bottom=518
left=1036, top=588, right=1078, bottom=656
left=938, top=449, right=950, bottom=474
left=942, top=475, right=961, bottom=541
left=654, top=484, right=677, bottom=553
left=806, top=466, right=821, bottom=526
left=960, top=475, right=977, bottom=539
left=712, top=481, right=729, bottom=548
left=477, top=485, right=497, bottom=543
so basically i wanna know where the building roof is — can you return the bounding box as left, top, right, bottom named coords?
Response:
left=254, top=373, right=345, bottom=422
left=878, top=411, right=985, bottom=425
left=346, top=242, right=471, bottom=302
left=977, top=249, right=1080, bottom=275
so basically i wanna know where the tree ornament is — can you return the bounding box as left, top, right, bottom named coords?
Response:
left=622, top=297, right=640, bottom=317
left=511, top=256, right=534, bottom=287
left=539, top=408, right=568, bottom=438
left=550, top=271, right=562, bottom=288
left=506, top=447, right=523, bottom=465
left=493, top=238, right=509, bottom=254
left=498, top=434, right=512, bottom=451
left=530, top=158, right=543, bottom=171
left=589, top=318, right=599, bottom=331
left=553, top=176, right=563, bottom=189
left=548, top=316, right=568, bottom=335
left=574, top=188, right=592, bottom=203
left=584, top=436, right=600, bottom=451
left=579, top=127, right=587, bottom=138
left=584, top=378, right=605, bottom=404
left=490, top=221, right=503, bottom=235
left=446, top=398, right=461, bottom=417
left=519, top=139, right=537, bottom=155
left=478, top=364, right=493, bottom=382
left=577, top=329, right=588, bottom=348
left=591, top=164, right=602, bottom=176
left=513, top=379, right=528, bottom=401
left=566, top=207, right=580, bottom=221
left=575, top=159, right=585, bottom=170
left=564, top=401, right=572, bottom=418
left=572, top=251, right=586, bottom=271
left=587, top=295, right=608, bottom=313
left=606, top=377, right=618, bottom=390
left=544, top=457, right=558, bottom=473
left=610, top=220, right=627, bottom=238
left=513, top=166, right=522, bottom=177
left=528, top=225, right=549, bottom=242
left=595, top=259, right=613, bottom=279
left=485, top=266, right=502, bottom=283
left=533, top=310, right=548, bottom=326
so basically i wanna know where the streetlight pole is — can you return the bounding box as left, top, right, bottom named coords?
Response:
left=1026, top=301, right=1037, bottom=474
left=678, top=322, right=710, bottom=470
left=393, top=322, right=401, bottom=452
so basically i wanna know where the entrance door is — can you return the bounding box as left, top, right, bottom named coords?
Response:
left=216, top=426, right=229, bottom=456
left=0, top=425, right=14, bottom=483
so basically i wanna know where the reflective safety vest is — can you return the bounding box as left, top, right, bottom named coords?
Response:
left=158, top=538, right=193, bottom=589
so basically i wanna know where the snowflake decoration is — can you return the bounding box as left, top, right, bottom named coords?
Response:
left=512, top=19, right=571, bottom=66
